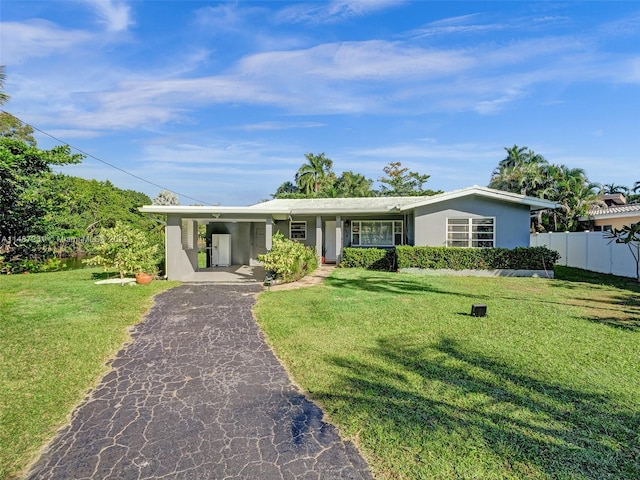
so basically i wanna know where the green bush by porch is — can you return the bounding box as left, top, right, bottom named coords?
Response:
left=258, top=232, right=318, bottom=283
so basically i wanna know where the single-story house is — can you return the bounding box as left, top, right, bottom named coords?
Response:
left=140, top=185, right=557, bottom=281
left=580, top=193, right=640, bottom=232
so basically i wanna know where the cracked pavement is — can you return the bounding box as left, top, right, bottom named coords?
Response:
left=26, top=284, right=372, bottom=479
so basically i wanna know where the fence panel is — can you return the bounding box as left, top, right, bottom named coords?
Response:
left=531, top=232, right=636, bottom=279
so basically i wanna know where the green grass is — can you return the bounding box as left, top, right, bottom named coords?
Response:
left=0, top=268, right=178, bottom=479
left=254, top=266, right=640, bottom=479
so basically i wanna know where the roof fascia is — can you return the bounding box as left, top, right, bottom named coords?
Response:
left=398, top=186, right=558, bottom=211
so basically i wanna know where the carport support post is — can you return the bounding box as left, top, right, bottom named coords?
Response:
left=335, top=215, right=342, bottom=264
left=265, top=218, right=273, bottom=251
left=316, top=216, right=323, bottom=261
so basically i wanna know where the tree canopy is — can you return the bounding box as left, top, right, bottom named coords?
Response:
left=274, top=153, right=438, bottom=199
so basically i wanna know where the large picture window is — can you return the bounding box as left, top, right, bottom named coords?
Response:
left=447, top=217, right=495, bottom=247
left=351, top=220, right=403, bottom=247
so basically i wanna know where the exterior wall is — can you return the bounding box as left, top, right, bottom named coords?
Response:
left=592, top=216, right=640, bottom=231
left=166, top=214, right=197, bottom=281
left=531, top=231, right=637, bottom=279
left=414, top=196, right=531, bottom=248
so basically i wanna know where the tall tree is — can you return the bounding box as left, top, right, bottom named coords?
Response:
left=334, top=171, right=374, bottom=197
left=0, top=112, right=36, bottom=146
left=600, top=183, right=629, bottom=195
left=378, top=161, right=438, bottom=196
left=0, top=138, right=83, bottom=272
left=0, top=66, right=9, bottom=106
left=153, top=189, right=180, bottom=206
left=295, top=152, right=333, bottom=195
left=489, top=146, right=549, bottom=196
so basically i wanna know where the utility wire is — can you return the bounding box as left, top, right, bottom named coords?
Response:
left=1, top=110, right=211, bottom=205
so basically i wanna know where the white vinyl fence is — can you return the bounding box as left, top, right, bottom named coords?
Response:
left=530, top=232, right=637, bottom=279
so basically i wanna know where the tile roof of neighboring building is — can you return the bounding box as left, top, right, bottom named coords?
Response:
left=587, top=203, right=640, bottom=217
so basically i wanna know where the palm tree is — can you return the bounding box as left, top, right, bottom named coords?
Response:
left=600, top=183, right=629, bottom=195
left=543, top=165, right=600, bottom=231
left=489, top=146, right=548, bottom=196
left=295, top=153, right=333, bottom=195
left=0, top=66, right=10, bottom=106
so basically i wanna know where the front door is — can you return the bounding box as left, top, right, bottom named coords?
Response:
left=325, top=221, right=337, bottom=262
left=211, top=234, right=231, bottom=266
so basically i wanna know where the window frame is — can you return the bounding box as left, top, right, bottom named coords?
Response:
left=446, top=217, right=495, bottom=248
left=289, top=221, right=307, bottom=240
left=351, top=220, right=403, bottom=247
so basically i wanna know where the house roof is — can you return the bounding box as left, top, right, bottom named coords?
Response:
left=139, top=186, right=558, bottom=216
left=584, top=203, right=640, bottom=220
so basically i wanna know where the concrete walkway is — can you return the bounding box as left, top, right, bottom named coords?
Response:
left=26, top=284, right=372, bottom=479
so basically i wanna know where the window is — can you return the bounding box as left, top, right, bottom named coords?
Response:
left=447, top=217, right=494, bottom=247
left=290, top=221, right=306, bottom=240
left=351, top=220, right=403, bottom=247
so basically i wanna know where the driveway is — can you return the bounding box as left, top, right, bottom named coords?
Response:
left=26, top=284, right=372, bottom=479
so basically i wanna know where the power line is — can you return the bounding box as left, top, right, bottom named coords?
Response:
left=1, top=110, right=210, bottom=205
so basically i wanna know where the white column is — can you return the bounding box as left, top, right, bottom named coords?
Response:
left=265, top=218, right=273, bottom=251
left=335, top=215, right=342, bottom=264
left=316, top=215, right=323, bottom=260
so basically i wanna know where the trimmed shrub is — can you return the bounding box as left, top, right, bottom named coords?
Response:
left=395, top=245, right=559, bottom=270
left=258, top=232, right=318, bottom=283
left=341, top=247, right=396, bottom=270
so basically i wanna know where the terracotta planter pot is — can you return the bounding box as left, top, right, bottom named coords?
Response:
left=135, top=272, right=154, bottom=285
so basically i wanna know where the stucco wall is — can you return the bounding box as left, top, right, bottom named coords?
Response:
left=414, top=196, right=531, bottom=248
left=166, top=215, right=197, bottom=280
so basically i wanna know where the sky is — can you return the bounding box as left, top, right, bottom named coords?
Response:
left=1, top=1, right=639, bottom=206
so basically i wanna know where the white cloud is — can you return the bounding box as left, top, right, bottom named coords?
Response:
left=0, top=20, right=91, bottom=64
left=276, top=0, right=403, bottom=25
left=78, top=0, right=134, bottom=32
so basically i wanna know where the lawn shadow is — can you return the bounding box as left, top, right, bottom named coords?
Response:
left=554, top=266, right=640, bottom=293
left=90, top=271, right=121, bottom=280
left=317, top=336, right=639, bottom=479
left=329, top=269, right=640, bottom=332
left=325, top=273, right=489, bottom=300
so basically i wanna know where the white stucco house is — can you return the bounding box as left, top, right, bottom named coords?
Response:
left=140, top=186, right=557, bottom=281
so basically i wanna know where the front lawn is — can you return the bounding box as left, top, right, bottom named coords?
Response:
left=254, top=267, right=640, bottom=479
left=0, top=269, right=177, bottom=479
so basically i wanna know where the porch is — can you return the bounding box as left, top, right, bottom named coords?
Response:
left=181, top=265, right=266, bottom=284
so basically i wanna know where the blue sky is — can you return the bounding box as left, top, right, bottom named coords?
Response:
left=2, top=1, right=639, bottom=206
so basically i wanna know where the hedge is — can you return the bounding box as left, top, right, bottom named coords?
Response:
left=341, top=246, right=560, bottom=271
left=396, top=245, right=559, bottom=270
left=341, top=247, right=396, bottom=270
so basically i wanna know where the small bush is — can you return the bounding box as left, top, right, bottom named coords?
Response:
left=341, top=248, right=396, bottom=270
left=395, top=245, right=560, bottom=270
left=258, top=232, right=318, bottom=283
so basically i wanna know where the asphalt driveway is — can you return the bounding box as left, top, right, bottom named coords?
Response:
left=26, top=284, right=372, bottom=479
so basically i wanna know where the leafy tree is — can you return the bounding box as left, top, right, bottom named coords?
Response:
left=153, top=189, right=180, bottom=206
left=489, top=146, right=549, bottom=196
left=0, top=138, right=83, bottom=272
left=334, top=171, right=374, bottom=197
left=378, top=161, right=438, bottom=196
left=84, top=221, right=160, bottom=279
left=606, top=222, right=640, bottom=282
left=273, top=181, right=298, bottom=197
left=0, top=112, right=36, bottom=146
left=295, top=152, right=334, bottom=195
left=489, top=145, right=601, bottom=232
left=0, top=65, right=9, bottom=106
left=600, top=183, right=629, bottom=195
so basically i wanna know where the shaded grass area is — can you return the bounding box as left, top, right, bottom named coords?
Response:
left=0, top=269, right=178, bottom=479
left=254, top=267, right=640, bottom=479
